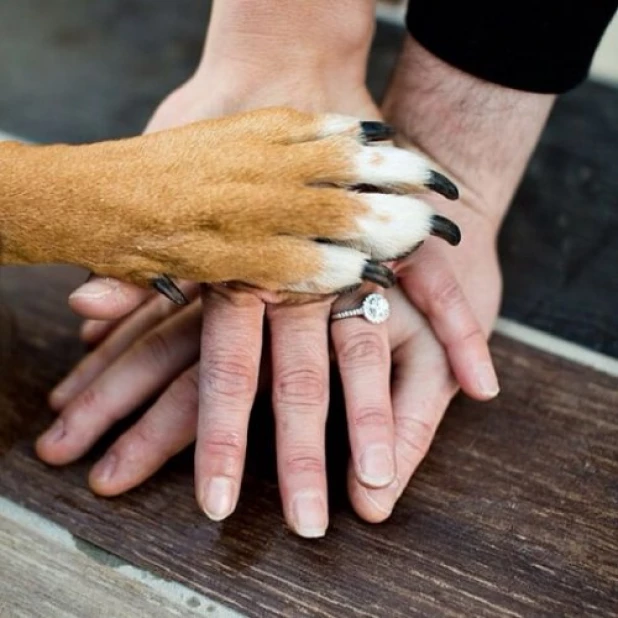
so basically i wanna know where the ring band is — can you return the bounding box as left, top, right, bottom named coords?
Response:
left=331, top=293, right=390, bottom=325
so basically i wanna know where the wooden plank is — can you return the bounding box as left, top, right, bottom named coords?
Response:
left=0, top=499, right=239, bottom=618
left=495, top=318, right=618, bottom=377
left=0, top=265, right=617, bottom=618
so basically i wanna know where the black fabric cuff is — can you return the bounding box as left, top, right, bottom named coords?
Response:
left=406, top=2, right=618, bottom=94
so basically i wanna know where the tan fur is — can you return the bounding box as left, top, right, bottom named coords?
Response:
left=0, top=107, right=437, bottom=296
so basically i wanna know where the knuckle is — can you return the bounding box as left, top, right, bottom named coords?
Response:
left=273, top=366, right=327, bottom=408
left=165, top=369, right=200, bottom=414
left=81, top=340, right=116, bottom=369
left=92, top=347, right=115, bottom=369
left=75, top=386, right=102, bottom=414
left=205, top=286, right=263, bottom=309
left=202, top=429, right=244, bottom=456
left=396, top=416, right=437, bottom=465
left=352, top=406, right=391, bottom=429
left=140, top=330, right=174, bottom=368
left=430, top=277, right=466, bottom=315
left=152, top=295, right=182, bottom=321
left=338, top=330, right=387, bottom=369
left=203, top=355, right=256, bottom=399
left=456, top=323, right=485, bottom=347
left=123, top=422, right=159, bottom=453
left=201, top=430, right=245, bottom=477
left=284, top=450, right=325, bottom=476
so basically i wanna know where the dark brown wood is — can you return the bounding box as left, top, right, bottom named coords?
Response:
left=1, top=265, right=617, bottom=618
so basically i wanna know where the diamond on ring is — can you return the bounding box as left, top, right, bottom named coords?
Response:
left=331, top=293, right=390, bottom=324
left=361, top=293, right=390, bottom=324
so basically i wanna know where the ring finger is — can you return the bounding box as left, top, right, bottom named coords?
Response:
left=331, top=287, right=395, bottom=489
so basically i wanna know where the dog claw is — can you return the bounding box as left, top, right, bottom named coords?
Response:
left=361, top=261, right=396, bottom=288
left=360, top=121, right=396, bottom=143
left=430, top=215, right=461, bottom=246
left=152, top=275, right=189, bottom=305
left=426, top=171, right=459, bottom=200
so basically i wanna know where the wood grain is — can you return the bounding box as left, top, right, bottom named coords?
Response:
left=0, top=513, right=220, bottom=618
left=0, top=265, right=617, bottom=618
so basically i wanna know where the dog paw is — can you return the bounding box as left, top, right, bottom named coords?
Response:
left=26, top=107, right=461, bottom=300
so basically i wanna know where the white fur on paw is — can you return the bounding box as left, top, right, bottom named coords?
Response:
left=351, top=194, right=435, bottom=260
left=287, top=245, right=368, bottom=294
left=353, top=146, right=432, bottom=189
left=317, top=114, right=361, bottom=139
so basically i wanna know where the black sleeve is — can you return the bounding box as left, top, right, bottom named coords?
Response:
left=406, top=1, right=618, bottom=93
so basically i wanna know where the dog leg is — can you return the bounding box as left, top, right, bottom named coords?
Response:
left=0, top=107, right=460, bottom=299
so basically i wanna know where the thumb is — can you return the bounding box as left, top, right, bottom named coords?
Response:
left=69, top=276, right=152, bottom=320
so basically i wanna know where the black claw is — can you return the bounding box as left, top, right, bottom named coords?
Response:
left=152, top=275, right=189, bottom=305
left=426, top=171, right=459, bottom=200
left=360, top=121, right=396, bottom=143
left=430, top=215, right=461, bottom=246
left=361, top=261, right=396, bottom=288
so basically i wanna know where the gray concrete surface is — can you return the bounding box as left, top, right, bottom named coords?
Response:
left=0, top=0, right=212, bottom=142
left=0, top=0, right=400, bottom=143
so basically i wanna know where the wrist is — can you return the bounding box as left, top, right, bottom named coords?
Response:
left=194, top=0, right=375, bottom=105
left=382, top=35, right=556, bottom=230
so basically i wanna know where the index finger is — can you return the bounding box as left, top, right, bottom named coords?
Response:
left=196, top=285, right=265, bottom=521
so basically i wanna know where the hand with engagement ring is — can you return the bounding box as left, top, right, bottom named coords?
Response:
left=34, top=4, right=556, bottom=539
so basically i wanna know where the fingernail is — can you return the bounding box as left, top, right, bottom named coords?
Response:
left=40, top=419, right=66, bottom=445
left=49, top=380, right=73, bottom=408
left=69, top=279, right=115, bottom=301
left=202, top=477, right=235, bottom=521
left=48, top=386, right=67, bottom=409
left=362, top=478, right=400, bottom=517
left=92, top=453, right=117, bottom=484
left=291, top=490, right=327, bottom=538
left=476, top=363, right=500, bottom=398
left=80, top=321, right=101, bottom=341
left=359, top=444, right=395, bottom=488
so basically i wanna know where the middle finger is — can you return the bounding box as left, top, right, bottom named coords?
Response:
left=267, top=300, right=332, bottom=538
